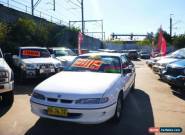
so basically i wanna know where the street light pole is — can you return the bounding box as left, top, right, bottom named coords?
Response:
left=81, top=0, right=84, bottom=34
left=170, top=14, right=173, bottom=38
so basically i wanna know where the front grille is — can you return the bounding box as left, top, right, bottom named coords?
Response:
left=40, top=64, right=54, bottom=69
left=46, top=97, right=73, bottom=104
left=166, top=67, right=184, bottom=77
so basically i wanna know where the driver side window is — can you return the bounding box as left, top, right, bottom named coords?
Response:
left=121, top=55, right=129, bottom=68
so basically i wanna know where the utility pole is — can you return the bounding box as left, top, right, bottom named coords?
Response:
left=170, top=14, right=173, bottom=38
left=31, top=0, right=34, bottom=15
left=53, top=0, right=55, bottom=11
left=81, top=0, right=84, bottom=34
left=31, top=0, right=42, bottom=16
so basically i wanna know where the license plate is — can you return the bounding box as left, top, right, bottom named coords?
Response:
left=48, top=106, right=68, bottom=117
left=40, top=69, right=55, bottom=74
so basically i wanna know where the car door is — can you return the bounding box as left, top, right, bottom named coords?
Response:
left=124, top=55, right=135, bottom=88
left=120, top=55, right=131, bottom=92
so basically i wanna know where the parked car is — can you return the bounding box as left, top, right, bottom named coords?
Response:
left=30, top=52, right=136, bottom=124
left=128, top=50, right=138, bottom=60
left=152, top=48, right=185, bottom=75
left=0, top=48, right=14, bottom=105
left=161, top=59, right=185, bottom=89
left=146, top=56, right=162, bottom=67
left=139, top=51, right=150, bottom=59
left=48, top=47, right=77, bottom=68
left=12, top=47, right=63, bottom=80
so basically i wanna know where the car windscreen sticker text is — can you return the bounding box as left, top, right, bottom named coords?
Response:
left=72, top=58, right=103, bottom=70
left=22, top=50, right=41, bottom=57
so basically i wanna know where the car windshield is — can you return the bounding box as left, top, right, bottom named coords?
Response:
left=54, top=49, right=76, bottom=57
left=171, top=49, right=185, bottom=59
left=20, top=49, right=50, bottom=58
left=64, top=55, right=121, bottom=74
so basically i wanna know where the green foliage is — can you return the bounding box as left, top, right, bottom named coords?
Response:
left=136, top=39, right=151, bottom=46
left=105, top=40, right=126, bottom=45
left=0, top=22, right=9, bottom=43
left=154, top=29, right=171, bottom=44
left=173, top=34, right=185, bottom=49
left=1, top=18, right=80, bottom=52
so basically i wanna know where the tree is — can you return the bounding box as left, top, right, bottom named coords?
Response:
left=173, top=34, right=185, bottom=49
left=136, top=39, right=151, bottom=46
left=154, top=29, right=171, bottom=44
left=0, top=22, right=8, bottom=44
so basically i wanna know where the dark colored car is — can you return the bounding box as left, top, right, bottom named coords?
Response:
left=161, top=59, right=185, bottom=89
left=139, top=51, right=150, bottom=59
left=128, top=50, right=139, bottom=60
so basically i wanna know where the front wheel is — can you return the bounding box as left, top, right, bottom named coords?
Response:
left=111, top=92, right=123, bottom=123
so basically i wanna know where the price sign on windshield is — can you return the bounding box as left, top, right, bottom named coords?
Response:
left=72, top=58, right=103, bottom=70
left=22, top=50, right=41, bottom=57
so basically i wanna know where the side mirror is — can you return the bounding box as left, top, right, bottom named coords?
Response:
left=122, top=68, right=132, bottom=74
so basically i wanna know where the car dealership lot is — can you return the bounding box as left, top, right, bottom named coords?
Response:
left=0, top=60, right=185, bottom=135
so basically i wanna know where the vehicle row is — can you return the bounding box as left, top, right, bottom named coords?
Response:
left=1, top=46, right=136, bottom=124
left=146, top=48, right=185, bottom=89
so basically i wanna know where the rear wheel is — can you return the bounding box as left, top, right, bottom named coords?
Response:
left=111, top=92, right=123, bottom=123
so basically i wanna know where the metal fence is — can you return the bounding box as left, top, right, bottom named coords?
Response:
left=0, top=0, right=67, bottom=26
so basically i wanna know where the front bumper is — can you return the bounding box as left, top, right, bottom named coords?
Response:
left=24, top=68, right=62, bottom=79
left=0, top=81, right=14, bottom=93
left=152, top=65, right=165, bottom=75
left=162, top=75, right=185, bottom=88
left=31, top=101, right=117, bottom=124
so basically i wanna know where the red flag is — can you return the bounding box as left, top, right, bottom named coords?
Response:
left=157, top=28, right=163, bottom=51
left=78, top=32, right=83, bottom=55
left=161, top=36, right=167, bottom=56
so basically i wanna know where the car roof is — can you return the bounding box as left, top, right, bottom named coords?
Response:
left=19, top=46, right=47, bottom=49
left=80, top=52, right=123, bottom=57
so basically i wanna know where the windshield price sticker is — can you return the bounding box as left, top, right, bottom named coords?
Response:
left=72, top=59, right=103, bottom=70
left=22, top=50, right=40, bottom=57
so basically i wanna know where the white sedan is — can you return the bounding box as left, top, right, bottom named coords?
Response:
left=30, top=52, right=136, bottom=124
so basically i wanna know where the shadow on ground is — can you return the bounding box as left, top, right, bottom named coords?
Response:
left=14, top=79, right=44, bottom=96
left=25, top=89, right=154, bottom=135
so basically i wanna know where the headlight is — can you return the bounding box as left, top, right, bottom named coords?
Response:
left=21, top=64, right=37, bottom=70
left=55, top=63, right=63, bottom=68
left=0, top=71, right=8, bottom=78
left=75, top=97, right=109, bottom=104
left=161, top=63, right=167, bottom=67
left=32, top=92, right=45, bottom=100
left=26, top=64, right=37, bottom=69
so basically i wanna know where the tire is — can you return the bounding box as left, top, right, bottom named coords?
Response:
left=111, top=92, right=123, bottom=123
left=2, top=91, right=14, bottom=106
left=130, top=80, right=135, bottom=92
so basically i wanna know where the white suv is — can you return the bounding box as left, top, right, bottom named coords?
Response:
left=0, top=48, right=14, bottom=105
left=12, top=47, right=63, bottom=81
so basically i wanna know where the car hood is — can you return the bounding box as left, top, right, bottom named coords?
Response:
left=56, top=56, right=76, bottom=62
left=169, top=59, right=185, bottom=68
left=34, top=71, right=121, bottom=95
left=22, top=57, right=60, bottom=64
left=157, top=58, right=180, bottom=64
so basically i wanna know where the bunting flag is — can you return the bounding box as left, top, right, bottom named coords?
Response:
left=78, top=32, right=83, bottom=55
left=157, top=27, right=167, bottom=56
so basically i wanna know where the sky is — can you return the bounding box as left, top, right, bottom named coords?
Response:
left=1, top=0, right=185, bottom=40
